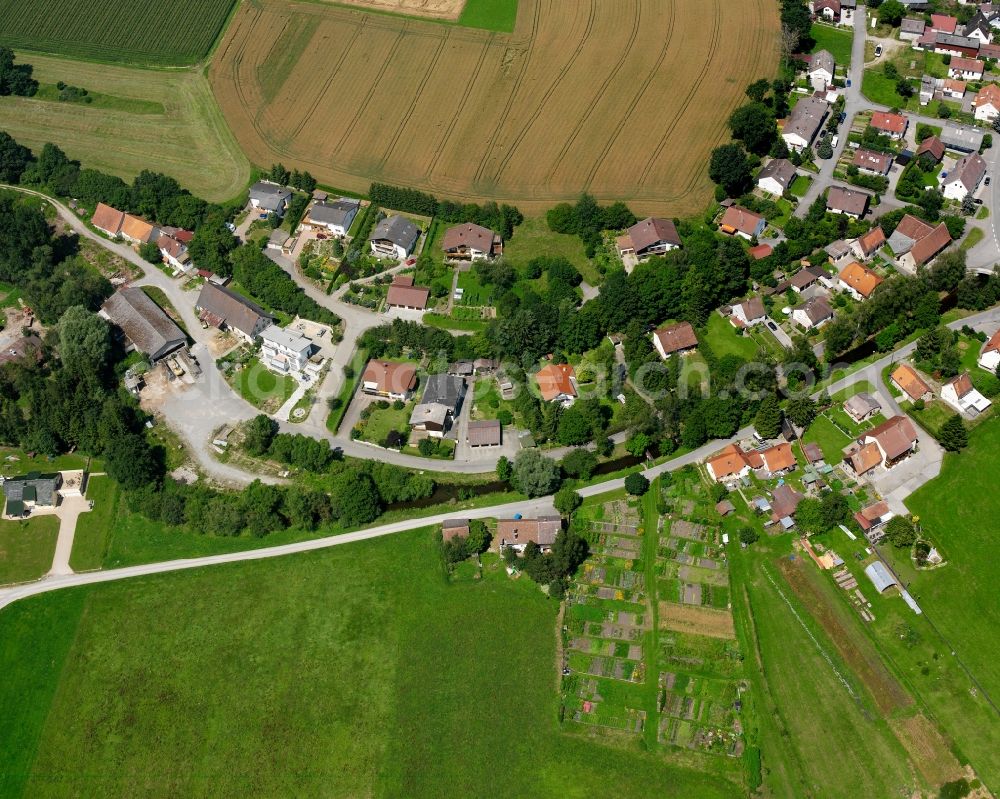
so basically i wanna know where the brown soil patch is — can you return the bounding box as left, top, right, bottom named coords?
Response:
left=889, top=714, right=964, bottom=788
left=325, top=0, right=464, bottom=20
left=209, top=0, right=780, bottom=215
left=776, top=557, right=912, bottom=715
left=659, top=601, right=735, bottom=639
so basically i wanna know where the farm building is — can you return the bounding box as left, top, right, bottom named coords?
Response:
left=99, top=288, right=186, bottom=363
left=864, top=561, right=898, bottom=593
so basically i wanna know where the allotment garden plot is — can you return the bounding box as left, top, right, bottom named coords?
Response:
left=209, top=0, right=779, bottom=215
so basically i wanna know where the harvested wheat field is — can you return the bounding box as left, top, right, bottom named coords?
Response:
left=326, top=0, right=465, bottom=20
left=659, top=602, right=735, bottom=639
left=210, top=0, right=778, bottom=215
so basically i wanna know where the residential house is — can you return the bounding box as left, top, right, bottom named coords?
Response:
left=792, top=296, right=834, bottom=329
left=385, top=274, right=430, bottom=311
left=853, top=148, right=892, bottom=175
left=120, top=214, right=158, bottom=245
left=941, top=372, right=992, bottom=415
left=941, top=78, right=967, bottom=99
left=964, top=11, right=995, bottom=42
left=770, top=484, right=805, bottom=526
left=306, top=199, right=360, bottom=237
left=808, top=50, right=836, bottom=91
left=900, top=17, right=927, bottom=40
left=845, top=440, right=884, bottom=475
left=730, top=296, right=766, bottom=327
left=749, top=442, right=797, bottom=476
left=803, top=442, right=825, bottom=464
left=705, top=444, right=753, bottom=484
left=441, top=519, right=471, bottom=542
left=943, top=152, right=987, bottom=200
left=369, top=215, right=420, bottom=260
left=157, top=233, right=191, bottom=273
left=843, top=392, right=882, bottom=423
left=826, top=238, right=854, bottom=266
left=860, top=415, right=919, bottom=469
left=916, top=135, right=945, bottom=164
left=931, top=13, right=959, bottom=33
left=195, top=282, right=275, bottom=342
left=854, top=500, right=894, bottom=541
left=851, top=226, right=886, bottom=261
left=410, top=374, right=466, bottom=437
left=887, top=213, right=934, bottom=256
left=890, top=363, right=933, bottom=402
left=535, top=363, right=578, bottom=405
left=249, top=181, right=293, bottom=216
left=941, top=122, right=985, bottom=152
left=99, top=287, right=186, bottom=363
left=826, top=186, right=870, bottom=218
left=870, top=111, right=909, bottom=140
left=259, top=324, right=313, bottom=375
left=718, top=205, right=765, bottom=240
left=616, top=217, right=682, bottom=260
left=948, top=56, right=984, bottom=79
left=442, top=222, right=502, bottom=261
left=781, top=95, right=828, bottom=151
left=899, top=222, right=952, bottom=272
left=978, top=328, right=1000, bottom=371
left=90, top=202, right=125, bottom=237
left=361, top=359, right=418, bottom=401
left=467, top=419, right=502, bottom=447
left=652, top=321, right=698, bottom=359
left=974, top=83, right=1000, bottom=121
left=3, top=473, right=62, bottom=517
left=838, top=261, right=883, bottom=300
left=813, top=0, right=855, bottom=25
left=497, top=516, right=561, bottom=553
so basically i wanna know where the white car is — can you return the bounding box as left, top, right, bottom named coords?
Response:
left=874, top=44, right=883, bottom=58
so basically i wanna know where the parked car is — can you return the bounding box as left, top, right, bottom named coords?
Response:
left=987, top=176, right=992, bottom=186
left=874, top=44, right=883, bottom=58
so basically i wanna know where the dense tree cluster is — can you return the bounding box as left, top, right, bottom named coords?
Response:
left=511, top=528, right=590, bottom=599
left=0, top=192, right=112, bottom=322
left=441, top=519, right=491, bottom=565
left=359, top=318, right=474, bottom=364
left=266, top=163, right=317, bottom=193
left=0, top=48, right=37, bottom=97
left=369, top=182, right=523, bottom=239
left=231, top=245, right=341, bottom=327
left=546, top=194, right=637, bottom=257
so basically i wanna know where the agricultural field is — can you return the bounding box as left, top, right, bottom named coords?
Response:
left=0, top=54, right=249, bottom=203
left=0, top=0, right=237, bottom=65
left=0, top=527, right=741, bottom=799
left=209, top=0, right=779, bottom=215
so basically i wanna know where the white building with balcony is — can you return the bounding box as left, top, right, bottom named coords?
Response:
left=259, top=325, right=314, bottom=375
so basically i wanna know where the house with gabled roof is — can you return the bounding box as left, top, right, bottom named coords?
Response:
left=949, top=56, right=984, bottom=80
left=535, top=363, right=578, bottom=405
left=890, top=364, right=932, bottom=402
left=781, top=96, right=828, bottom=151
left=870, top=111, right=909, bottom=140
left=731, top=297, right=766, bottom=327
left=851, top=227, right=886, bottom=261
left=838, top=261, right=883, bottom=300
left=100, top=288, right=186, bottom=363
left=757, top=158, right=798, bottom=196
left=916, top=135, right=945, bottom=164
left=862, top=415, right=919, bottom=468
left=792, top=296, right=834, bottom=329
left=899, top=222, right=952, bottom=272
left=974, top=83, right=1000, bottom=122
left=748, top=442, right=797, bottom=476
left=941, top=372, right=992, bottom=416
left=719, top=205, right=765, bottom=240
left=442, top=222, right=502, bottom=261
left=705, top=444, right=753, bottom=484
left=978, top=328, right=1000, bottom=372
left=249, top=181, right=293, bottom=215
left=854, top=500, right=894, bottom=541
left=808, top=50, right=836, bottom=91
left=370, top=215, right=420, bottom=260
left=942, top=153, right=987, bottom=200
left=843, top=392, right=882, bottom=423
left=616, top=217, right=682, bottom=260
left=195, top=282, right=274, bottom=342
left=91, top=202, right=125, bottom=237
left=826, top=186, right=870, bottom=218
left=306, top=198, right=359, bottom=237
left=385, top=274, right=431, bottom=311
left=362, top=359, right=418, bottom=400
left=853, top=148, right=892, bottom=175
left=497, top=516, right=561, bottom=553
left=652, top=321, right=698, bottom=359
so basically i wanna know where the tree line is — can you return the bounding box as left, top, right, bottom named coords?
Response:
left=368, top=182, right=524, bottom=239
left=0, top=48, right=37, bottom=97
left=231, top=245, right=341, bottom=328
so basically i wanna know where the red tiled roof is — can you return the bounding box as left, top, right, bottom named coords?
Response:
left=870, top=111, right=907, bottom=135
left=653, top=321, right=698, bottom=355
left=891, top=364, right=931, bottom=401
left=535, top=363, right=577, bottom=402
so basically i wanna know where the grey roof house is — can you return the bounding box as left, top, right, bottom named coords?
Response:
left=307, top=199, right=360, bottom=235
left=249, top=181, right=293, bottom=215
left=99, top=287, right=186, bottom=362
left=196, top=283, right=274, bottom=341
left=421, top=374, right=466, bottom=413
left=4, top=473, right=62, bottom=516
left=370, top=215, right=420, bottom=259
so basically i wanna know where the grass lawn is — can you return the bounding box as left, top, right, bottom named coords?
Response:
left=789, top=174, right=811, bottom=197
left=810, top=23, right=853, bottom=66
left=0, top=53, right=248, bottom=203
left=0, top=528, right=740, bottom=798
left=234, top=357, right=297, bottom=413
left=0, top=449, right=90, bottom=477
left=423, top=312, right=488, bottom=333
left=456, top=269, right=494, bottom=305
left=0, top=515, right=59, bottom=586
left=328, top=348, right=367, bottom=433
left=0, top=281, right=23, bottom=309
left=830, top=380, right=874, bottom=402
left=360, top=402, right=412, bottom=445
left=977, top=205, right=990, bottom=220
left=458, top=0, right=519, bottom=32
left=802, top=414, right=853, bottom=463
left=862, top=70, right=905, bottom=107
left=704, top=313, right=760, bottom=360
left=961, top=227, right=985, bottom=251
left=68, top=475, right=119, bottom=572
left=503, top=216, right=598, bottom=284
